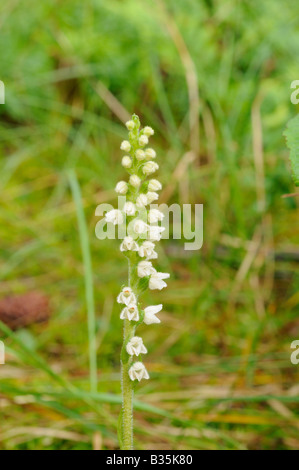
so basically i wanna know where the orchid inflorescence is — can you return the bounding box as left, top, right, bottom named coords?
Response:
left=105, top=114, right=169, bottom=389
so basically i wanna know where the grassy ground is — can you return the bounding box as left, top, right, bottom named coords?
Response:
left=0, top=0, right=299, bottom=450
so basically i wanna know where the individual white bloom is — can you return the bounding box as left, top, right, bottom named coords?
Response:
left=120, top=303, right=139, bottom=321
left=143, top=126, right=154, bottom=137
left=125, top=120, right=135, bottom=131
left=139, top=135, right=149, bottom=147
left=126, top=336, right=147, bottom=356
left=105, top=209, right=124, bottom=225
left=136, top=194, right=148, bottom=208
left=122, top=156, right=132, bottom=168
left=129, top=174, right=141, bottom=188
left=143, top=304, right=163, bottom=325
left=149, top=272, right=170, bottom=290
left=137, top=260, right=155, bottom=278
left=120, top=140, right=131, bottom=152
left=148, top=209, right=164, bottom=224
left=117, top=287, right=137, bottom=306
left=148, top=225, right=165, bottom=241
left=129, top=362, right=150, bottom=382
left=115, top=181, right=128, bottom=195
left=123, top=202, right=136, bottom=216
left=120, top=236, right=139, bottom=252
left=142, top=161, right=159, bottom=176
left=136, top=149, right=146, bottom=161
left=148, top=179, right=162, bottom=191
left=146, top=191, right=159, bottom=203
left=138, top=241, right=157, bottom=260
left=145, top=148, right=156, bottom=160
left=133, top=219, right=148, bottom=235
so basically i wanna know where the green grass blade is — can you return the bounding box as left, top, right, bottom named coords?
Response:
left=284, top=114, right=299, bottom=186
left=68, top=169, right=98, bottom=393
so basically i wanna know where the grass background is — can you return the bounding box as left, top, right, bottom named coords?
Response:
left=0, top=0, right=299, bottom=450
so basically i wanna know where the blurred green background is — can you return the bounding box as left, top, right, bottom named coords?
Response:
left=0, top=0, right=299, bottom=450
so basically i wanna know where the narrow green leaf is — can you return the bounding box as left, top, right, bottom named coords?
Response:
left=68, top=169, right=98, bottom=393
left=283, top=114, right=299, bottom=186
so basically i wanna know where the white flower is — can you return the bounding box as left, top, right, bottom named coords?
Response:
left=123, top=202, right=136, bottom=216
left=136, top=194, right=148, bottom=208
left=143, top=304, right=163, bottom=325
left=137, top=260, right=155, bottom=278
left=117, top=287, right=137, bottom=306
left=126, top=337, right=147, bottom=356
left=145, top=148, right=156, bottom=160
left=129, top=175, right=141, bottom=188
left=143, top=126, right=154, bottom=137
left=138, top=241, right=157, bottom=260
left=120, top=236, right=139, bottom=252
left=136, top=150, right=146, bottom=161
left=129, top=362, right=149, bottom=381
left=146, top=191, right=159, bottom=203
left=125, top=120, right=135, bottom=131
left=139, top=135, right=149, bottom=147
left=133, top=219, right=148, bottom=235
left=142, top=161, right=159, bottom=176
left=115, top=181, right=128, bottom=195
left=120, top=303, right=139, bottom=321
left=122, top=156, right=132, bottom=168
left=148, top=225, right=165, bottom=241
left=105, top=209, right=124, bottom=225
left=149, top=272, right=170, bottom=290
left=148, top=179, right=162, bottom=191
left=148, top=209, right=164, bottom=224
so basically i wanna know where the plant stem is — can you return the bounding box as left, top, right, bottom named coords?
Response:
left=121, top=259, right=135, bottom=449
left=121, top=319, right=134, bottom=449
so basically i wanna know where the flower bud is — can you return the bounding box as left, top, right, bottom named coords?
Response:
left=136, top=149, right=146, bottom=161
left=145, top=148, right=156, bottom=160
left=115, top=181, right=128, bottom=195
left=142, top=161, right=159, bottom=176
left=120, top=140, right=131, bottom=152
left=129, top=175, right=141, bottom=188
left=148, top=209, right=164, bottom=223
left=122, top=156, right=132, bottom=168
left=143, top=126, right=154, bottom=137
left=105, top=209, right=124, bottom=225
left=125, top=120, right=135, bottom=131
left=148, top=225, right=165, bottom=241
left=136, top=194, right=148, bottom=208
left=148, top=179, right=162, bottom=191
left=133, top=219, right=148, bottom=235
left=139, top=135, right=149, bottom=147
left=146, top=191, right=159, bottom=203
left=123, top=202, right=136, bottom=216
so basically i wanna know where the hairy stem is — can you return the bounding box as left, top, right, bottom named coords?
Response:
left=121, top=260, right=135, bottom=450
